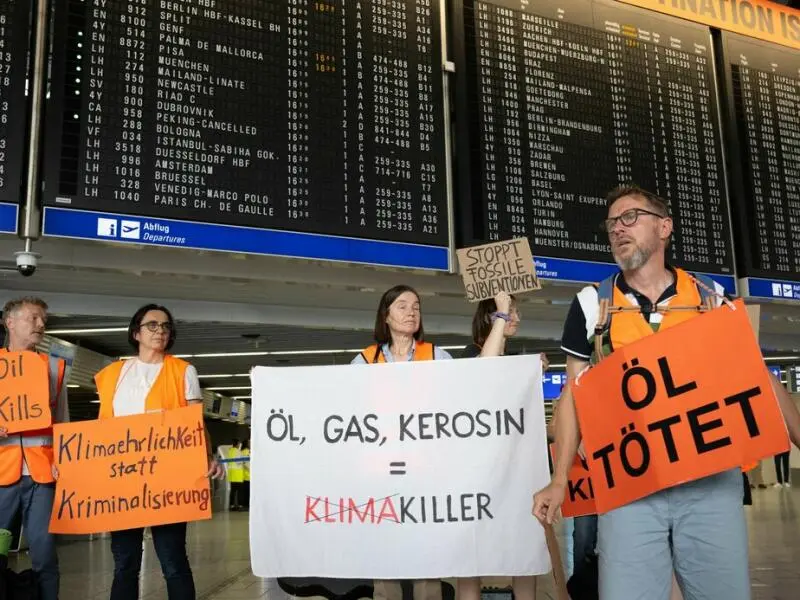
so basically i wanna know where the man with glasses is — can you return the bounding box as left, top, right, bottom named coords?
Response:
left=533, top=185, right=800, bottom=600
left=0, top=297, right=69, bottom=600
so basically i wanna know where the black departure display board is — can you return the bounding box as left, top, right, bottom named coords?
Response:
left=43, top=0, right=448, bottom=246
left=0, top=0, right=31, bottom=205
left=454, top=0, right=735, bottom=276
left=720, top=33, right=800, bottom=281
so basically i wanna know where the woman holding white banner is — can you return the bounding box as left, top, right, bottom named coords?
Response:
left=351, top=284, right=452, bottom=600
left=457, top=291, right=546, bottom=600
left=93, top=304, right=225, bottom=600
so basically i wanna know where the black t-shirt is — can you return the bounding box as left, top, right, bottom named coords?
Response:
left=460, top=343, right=521, bottom=358
left=460, top=343, right=482, bottom=359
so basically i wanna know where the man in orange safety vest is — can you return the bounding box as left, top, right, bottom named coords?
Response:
left=0, top=297, right=69, bottom=600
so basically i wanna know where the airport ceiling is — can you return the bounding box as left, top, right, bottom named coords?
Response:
left=0, top=236, right=796, bottom=417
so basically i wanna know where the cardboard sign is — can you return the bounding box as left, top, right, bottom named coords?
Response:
left=49, top=404, right=211, bottom=534
left=549, top=444, right=597, bottom=518
left=0, top=351, right=51, bottom=434
left=456, top=238, right=540, bottom=302
left=573, top=299, right=790, bottom=514
left=616, top=0, right=800, bottom=51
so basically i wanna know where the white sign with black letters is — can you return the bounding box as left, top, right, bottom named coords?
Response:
left=249, top=355, right=551, bottom=579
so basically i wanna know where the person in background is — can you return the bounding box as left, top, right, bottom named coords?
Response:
left=241, top=439, right=251, bottom=510
left=94, top=303, right=224, bottom=600
left=774, top=450, right=791, bottom=488
left=0, top=297, right=69, bottom=600
left=457, top=291, right=547, bottom=600
left=352, top=284, right=452, bottom=600
left=228, top=439, right=244, bottom=510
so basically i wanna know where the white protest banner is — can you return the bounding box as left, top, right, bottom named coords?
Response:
left=250, top=355, right=551, bottom=579
left=456, top=238, right=541, bottom=302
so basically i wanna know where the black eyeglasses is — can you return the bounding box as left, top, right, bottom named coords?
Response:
left=140, top=321, right=172, bottom=333
left=602, top=208, right=667, bottom=233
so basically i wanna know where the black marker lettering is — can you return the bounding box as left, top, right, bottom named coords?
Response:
left=621, top=358, right=657, bottom=410
left=647, top=414, right=683, bottom=462
left=593, top=442, right=617, bottom=489
left=657, top=357, right=697, bottom=398
left=687, top=402, right=731, bottom=454
left=724, top=387, right=761, bottom=437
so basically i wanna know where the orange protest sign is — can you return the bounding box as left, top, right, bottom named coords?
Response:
left=0, top=351, right=51, bottom=434
left=549, top=444, right=596, bottom=518
left=49, top=404, right=211, bottom=534
left=573, top=299, right=789, bottom=514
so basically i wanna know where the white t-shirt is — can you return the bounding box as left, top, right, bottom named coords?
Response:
left=112, top=359, right=202, bottom=417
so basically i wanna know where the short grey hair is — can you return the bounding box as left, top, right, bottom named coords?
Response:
left=3, top=297, right=49, bottom=327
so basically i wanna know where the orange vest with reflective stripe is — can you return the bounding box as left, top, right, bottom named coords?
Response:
left=95, top=355, right=189, bottom=419
left=0, top=351, right=66, bottom=485
left=360, top=341, right=435, bottom=363
left=606, top=268, right=708, bottom=351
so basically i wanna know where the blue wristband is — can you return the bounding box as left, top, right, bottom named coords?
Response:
left=491, top=312, right=511, bottom=322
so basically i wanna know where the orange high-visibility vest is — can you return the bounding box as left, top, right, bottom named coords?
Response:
left=95, top=355, right=189, bottom=419
left=0, top=351, right=65, bottom=485
left=359, top=341, right=435, bottom=363
left=603, top=268, right=713, bottom=352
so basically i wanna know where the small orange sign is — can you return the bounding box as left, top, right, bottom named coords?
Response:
left=616, top=0, right=800, bottom=51
left=573, top=299, right=789, bottom=514
left=49, top=404, right=212, bottom=534
left=549, top=444, right=597, bottom=518
left=0, top=351, right=51, bottom=434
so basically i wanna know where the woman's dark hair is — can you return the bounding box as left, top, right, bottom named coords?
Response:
left=471, top=294, right=516, bottom=347
left=373, top=285, right=424, bottom=344
left=128, top=304, right=177, bottom=351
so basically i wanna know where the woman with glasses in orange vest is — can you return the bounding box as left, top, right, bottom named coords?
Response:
left=94, top=304, right=224, bottom=600
left=352, top=284, right=452, bottom=600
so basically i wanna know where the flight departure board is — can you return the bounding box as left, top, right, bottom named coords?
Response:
left=720, top=33, right=800, bottom=282
left=0, top=0, right=31, bottom=206
left=454, top=0, right=735, bottom=277
left=42, top=0, right=448, bottom=247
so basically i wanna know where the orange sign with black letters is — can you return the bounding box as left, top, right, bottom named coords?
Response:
left=573, top=299, right=789, bottom=514
left=549, top=444, right=597, bottom=518
left=616, top=0, right=800, bottom=51
left=49, top=403, right=212, bottom=534
left=0, top=351, right=51, bottom=434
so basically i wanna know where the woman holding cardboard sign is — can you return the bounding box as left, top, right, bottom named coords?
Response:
left=457, top=291, right=548, bottom=600
left=93, top=304, right=224, bottom=600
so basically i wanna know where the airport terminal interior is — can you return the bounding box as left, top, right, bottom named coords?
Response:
left=1, top=0, right=800, bottom=598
